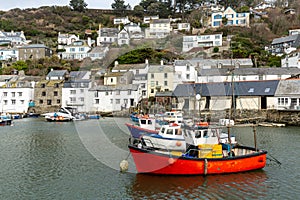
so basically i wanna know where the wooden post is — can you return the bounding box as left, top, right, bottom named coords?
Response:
left=253, top=125, right=257, bottom=151
left=227, top=126, right=232, bottom=156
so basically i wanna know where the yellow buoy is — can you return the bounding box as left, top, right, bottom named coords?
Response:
left=120, top=160, right=129, bottom=172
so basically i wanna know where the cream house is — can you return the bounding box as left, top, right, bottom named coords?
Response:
left=147, top=63, right=174, bottom=98
left=145, top=19, right=172, bottom=39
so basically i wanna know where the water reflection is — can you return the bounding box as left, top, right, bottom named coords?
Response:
left=130, top=171, right=268, bottom=199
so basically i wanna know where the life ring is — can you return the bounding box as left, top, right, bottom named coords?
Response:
left=176, top=141, right=182, bottom=146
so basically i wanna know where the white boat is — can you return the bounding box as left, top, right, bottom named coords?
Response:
left=41, top=107, right=75, bottom=122
left=141, top=123, right=237, bottom=153
left=141, top=123, right=185, bottom=152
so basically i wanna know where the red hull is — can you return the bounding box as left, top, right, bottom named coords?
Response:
left=129, top=145, right=267, bottom=175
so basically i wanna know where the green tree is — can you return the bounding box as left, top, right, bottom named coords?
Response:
left=69, top=0, right=87, bottom=12
left=111, top=0, right=131, bottom=12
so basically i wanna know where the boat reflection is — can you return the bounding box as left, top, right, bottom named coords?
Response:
left=130, top=170, right=268, bottom=199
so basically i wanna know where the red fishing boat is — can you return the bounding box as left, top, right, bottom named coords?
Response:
left=128, top=124, right=267, bottom=175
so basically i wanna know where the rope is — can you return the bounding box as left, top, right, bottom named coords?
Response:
left=267, top=153, right=282, bottom=165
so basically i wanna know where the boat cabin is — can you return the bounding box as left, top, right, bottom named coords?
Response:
left=182, top=125, right=220, bottom=146
left=158, top=123, right=182, bottom=139
left=163, top=111, right=183, bottom=124
left=138, top=117, right=156, bottom=131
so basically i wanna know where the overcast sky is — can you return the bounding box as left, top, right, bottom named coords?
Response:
left=0, top=0, right=141, bottom=11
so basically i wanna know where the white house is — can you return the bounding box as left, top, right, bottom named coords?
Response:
left=0, top=75, right=38, bottom=114
left=281, top=51, right=300, bottom=68
left=211, top=7, right=250, bottom=28
left=90, top=84, right=140, bottom=112
left=57, top=32, right=80, bottom=50
left=176, top=23, right=191, bottom=32
left=118, top=28, right=130, bottom=46
left=0, top=47, right=18, bottom=61
left=0, top=30, right=28, bottom=46
left=96, top=26, right=118, bottom=46
left=143, top=16, right=159, bottom=24
left=114, top=16, right=131, bottom=25
left=182, top=33, right=223, bottom=52
left=173, top=60, right=198, bottom=84
left=124, top=23, right=144, bottom=40
left=60, top=40, right=92, bottom=60
left=62, top=71, right=93, bottom=113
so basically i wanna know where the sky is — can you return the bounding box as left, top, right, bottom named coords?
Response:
left=0, top=0, right=141, bottom=11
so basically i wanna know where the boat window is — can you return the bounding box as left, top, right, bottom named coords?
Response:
left=195, top=130, right=202, bottom=138
left=148, top=120, right=152, bottom=124
left=167, top=129, right=173, bottom=135
left=140, top=119, right=146, bottom=124
left=183, top=130, right=188, bottom=137
left=161, top=127, right=165, bottom=133
left=211, top=129, right=217, bottom=137
left=176, top=129, right=182, bottom=135
left=203, top=130, right=208, bottom=138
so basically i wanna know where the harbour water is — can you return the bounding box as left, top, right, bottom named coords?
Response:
left=0, top=117, right=299, bottom=199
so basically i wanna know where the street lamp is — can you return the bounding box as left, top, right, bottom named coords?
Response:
left=196, top=94, right=201, bottom=122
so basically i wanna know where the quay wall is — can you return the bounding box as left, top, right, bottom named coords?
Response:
left=203, top=109, right=300, bottom=126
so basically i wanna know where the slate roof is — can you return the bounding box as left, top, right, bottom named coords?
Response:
left=173, top=80, right=279, bottom=97
left=271, top=34, right=300, bottom=45
left=148, top=65, right=174, bottom=73
left=47, top=70, right=68, bottom=78
left=275, top=79, right=300, bottom=96
left=198, top=67, right=300, bottom=76
left=18, top=44, right=49, bottom=49
left=113, top=63, right=147, bottom=71
left=89, top=84, right=139, bottom=91
left=188, top=58, right=253, bottom=67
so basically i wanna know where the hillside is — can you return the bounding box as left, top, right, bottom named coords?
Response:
left=0, top=3, right=300, bottom=74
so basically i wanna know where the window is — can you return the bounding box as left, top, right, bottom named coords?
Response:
left=248, top=88, right=254, bottom=93
left=12, top=92, right=15, bottom=97
left=116, top=90, right=120, bottom=95
left=54, top=83, right=59, bottom=88
left=164, top=81, right=168, bottom=86
left=70, top=97, right=76, bottom=103
left=186, top=65, right=190, bottom=71
left=95, top=92, right=98, bottom=97
left=166, top=129, right=173, bottom=135
left=151, top=89, right=154, bottom=93
left=151, top=73, right=154, bottom=79
left=105, top=92, right=109, bottom=96
left=3, top=92, right=7, bottom=97
left=95, top=99, right=100, bottom=104
left=39, top=100, right=43, bottom=104
left=47, top=100, right=52, bottom=105
left=80, top=97, right=84, bottom=102
left=41, top=83, right=45, bottom=88
left=128, top=90, right=131, bottom=95
left=3, top=100, right=7, bottom=105
left=54, top=91, right=58, bottom=96
left=11, top=99, right=16, bottom=105
left=42, top=91, right=46, bottom=96
left=57, top=99, right=60, bottom=104
left=264, top=88, right=270, bottom=93
left=18, top=92, right=22, bottom=97
left=116, top=99, right=120, bottom=104
left=70, top=90, right=76, bottom=94
left=80, top=89, right=84, bottom=93
left=164, top=73, right=168, bottom=78
left=186, top=74, right=190, bottom=79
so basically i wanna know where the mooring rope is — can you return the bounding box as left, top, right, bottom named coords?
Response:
left=267, top=153, right=282, bottom=165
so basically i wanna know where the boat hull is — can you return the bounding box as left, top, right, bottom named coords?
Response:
left=45, top=116, right=73, bottom=122
left=129, top=145, right=267, bottom=175
left=125, top=123, right=158, bottom=138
